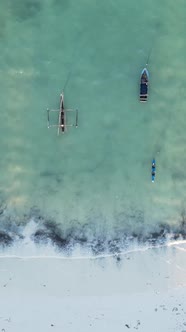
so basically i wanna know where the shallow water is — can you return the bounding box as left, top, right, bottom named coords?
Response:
left=0, top=0, right=186, bottom=253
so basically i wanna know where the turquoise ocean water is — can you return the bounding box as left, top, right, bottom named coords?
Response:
left=0, top=0, right=186, bottom=253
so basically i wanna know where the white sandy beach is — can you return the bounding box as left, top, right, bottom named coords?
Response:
left=0, top=243, right=186, bottom=332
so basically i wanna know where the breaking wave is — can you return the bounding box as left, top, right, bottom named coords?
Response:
left=0, top=204, right=186, bottom=258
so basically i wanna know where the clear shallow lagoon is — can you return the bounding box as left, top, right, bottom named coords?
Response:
left=0, top=0, right=186, bottom=253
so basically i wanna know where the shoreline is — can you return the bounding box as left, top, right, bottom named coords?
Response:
left=0, top=237, right=186, bottom=261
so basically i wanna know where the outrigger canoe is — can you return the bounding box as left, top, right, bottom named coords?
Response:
left=47, top=92, right=78, bottom=135
left=151, top=159, right=156, bottom=183
left=140, top=68, right=149, bottom=102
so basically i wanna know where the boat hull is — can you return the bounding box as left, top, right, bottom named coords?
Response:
left=140, top=68, right=149, bottom=102
left=59, top=93, right=65, bottom=133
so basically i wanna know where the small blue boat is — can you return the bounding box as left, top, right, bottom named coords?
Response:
left=151, top=159, right=156, bottom=183
left=140, top=68, right=149, bottom=102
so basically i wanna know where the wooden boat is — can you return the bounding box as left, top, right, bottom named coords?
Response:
left=47, top=92, right=78, bottom=135
left=140, top=68, right=149, bottom=102
left=58, top=93, right=65, bottom=134
left=151, top=159, right=156, bottom=183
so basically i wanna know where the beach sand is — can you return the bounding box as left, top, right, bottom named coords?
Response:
left=0, top=243, right=186, bottom=332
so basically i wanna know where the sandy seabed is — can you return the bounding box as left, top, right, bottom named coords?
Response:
left=0, top=243, right=186, bottom=332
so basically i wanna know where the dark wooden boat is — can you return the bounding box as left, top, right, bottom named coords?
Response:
left=58, top=93, right=66, bottom=134
left=140, top=68, right=149, bottom=102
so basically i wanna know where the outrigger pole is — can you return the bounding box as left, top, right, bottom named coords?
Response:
left=47, top=92, right=78, bottom=135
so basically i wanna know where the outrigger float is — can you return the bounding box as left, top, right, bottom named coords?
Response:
left=140, top=68, right=149, bottom=102
left=47, top=92, right=78, bottom=135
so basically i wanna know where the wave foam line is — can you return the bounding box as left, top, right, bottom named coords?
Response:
left=0, top=239, right=186, bottom=261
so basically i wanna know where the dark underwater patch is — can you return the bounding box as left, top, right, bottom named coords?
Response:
left=0, top=15, right=6, bottom=39
left=40, top=170, right=63, bottom=184
left=9, top=0, right=42, bottom=21
left=0, top=231, right=13, bottom=246
left=172, top=171, right=186, bottom=181
left=33, top=228, right=70, bottom=249
left=52, top=0, right=69, bottom=11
